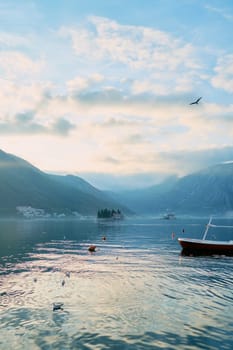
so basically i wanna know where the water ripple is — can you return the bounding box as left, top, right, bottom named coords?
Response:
left=0, top=218, right=233, bottom=349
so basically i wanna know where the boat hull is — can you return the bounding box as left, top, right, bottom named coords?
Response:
left=178, top=238, right=233, bottom=256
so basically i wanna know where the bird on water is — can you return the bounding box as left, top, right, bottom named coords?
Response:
left=53, top=302, right=64, bottom=311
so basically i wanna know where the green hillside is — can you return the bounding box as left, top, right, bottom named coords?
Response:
left=0, top=150, right=127, bottom=217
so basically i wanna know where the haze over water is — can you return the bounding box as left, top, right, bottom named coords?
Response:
left=0, top=217, right=233, bottom=349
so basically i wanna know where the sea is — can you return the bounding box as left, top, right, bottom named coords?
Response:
left=0, top=216, right=232, bottom=350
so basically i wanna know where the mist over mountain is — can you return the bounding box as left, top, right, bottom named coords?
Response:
left=0, top=150, right=128, bottom=217
left=109, top=175, right=178, bottom=214
left=112, top=163, right=233, bottom=216
left=78, top=172, right=173, bottom=191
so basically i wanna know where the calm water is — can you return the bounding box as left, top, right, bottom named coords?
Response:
left=0, top=217, right=233, bottom=350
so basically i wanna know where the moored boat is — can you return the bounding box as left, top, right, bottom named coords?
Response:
left=162, top=212, right=176, bottom=220
left=178, top=217, right=233, bottom=256
left=178, top=237, right=233, bottom=256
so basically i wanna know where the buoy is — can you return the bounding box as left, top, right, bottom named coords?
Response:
left=88, top=245, right=96, bottom=252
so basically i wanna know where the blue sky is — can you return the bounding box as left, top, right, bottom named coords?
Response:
left=0, top=0, right=233, bottom=189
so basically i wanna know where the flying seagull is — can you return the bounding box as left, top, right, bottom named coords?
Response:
left=189, top=97, right=202, bottom=105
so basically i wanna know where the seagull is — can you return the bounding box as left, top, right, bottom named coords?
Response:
left=53, top=302, right=64, bottom=311
left=189, top=97, right=202, bottom=105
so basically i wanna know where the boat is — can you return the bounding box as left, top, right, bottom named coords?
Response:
left=163, top=213, right=176, bottom=220
left=178, top=217, right=233, bottom=256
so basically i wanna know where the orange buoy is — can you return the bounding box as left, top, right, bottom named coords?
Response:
left=88, top=245, right=96, bottom=252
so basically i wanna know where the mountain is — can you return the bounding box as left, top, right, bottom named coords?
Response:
left=0, top=150, right=128, bottom=217
left=113, top=163, right=233, bottom=215
left=108, top=175, right=178, bottom=214
left=1, top=149, right=232, bottom=217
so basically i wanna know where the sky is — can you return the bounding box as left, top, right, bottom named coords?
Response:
left=0, top=0, right=233, bottom=189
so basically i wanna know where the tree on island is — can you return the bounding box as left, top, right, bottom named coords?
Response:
left=97, top=208, right=123, bottom=219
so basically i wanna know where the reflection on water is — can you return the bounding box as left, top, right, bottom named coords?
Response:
left=0, top=217, right=233, bottom=349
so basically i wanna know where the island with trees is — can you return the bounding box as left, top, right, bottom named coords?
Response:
left=97, top=208, right=123, bottom=220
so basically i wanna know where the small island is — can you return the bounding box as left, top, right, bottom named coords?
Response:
left=97, top=208, right=123, bottom=220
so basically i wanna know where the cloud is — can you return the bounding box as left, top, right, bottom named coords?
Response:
left=0, top=80, right=53, bottom=121
left=81, top=145, right=233, bottom=188
left=124, top=133, right=147, bottom=144
left=52, top=118, right=76, bottom=136
left=205, top=5, right=233, bottom=21
left=0, top=111, right=45, bottom=134
left=97, top=116, right=146, bottom=128
left=59, top=16, right=203, bottom=94
left=211, top=54, right=233, bottom=93
left=103, top=156, right=120, bottom=164
left=79, top=146, right=233, bottom=189
left=0, top=32, right=30, bottom=48
left=0, top=14, right=231, bottom=178
left=0, top=51, right=45, bottom=80
left=157, top=146, right=233, bottom=175
left=1, top=72, right=232, bottom=168
left=0, top=110, right=75, bottom=136
left=88, top=16, right=200, bottom=70
left=65, top=87, right=190, bottom=118
left=66, top=73, right=104, bottom=93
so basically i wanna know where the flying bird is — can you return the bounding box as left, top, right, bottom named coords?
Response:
left=189, top=97, right=202, bottom=105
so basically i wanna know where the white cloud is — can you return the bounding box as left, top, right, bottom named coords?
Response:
left=66, top=73, right=104, bottom=93
left=205, top=5, right=233, bottom=21
left=59, top=16, right=203, bottom=93
left=58, top=15, right=222, bottom=107
left=0, top=32, right=30, bottom=47
left=0, top=51, right=45, bottom=80
left=0, top=108, right=75, bottom=136
left=0, top=15, right=231, bottom=177
left=211, top=54, right=233, bottom=93
left=0, top=80, right=51, bottom=116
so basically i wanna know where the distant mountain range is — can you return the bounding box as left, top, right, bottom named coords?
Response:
left=0, top=149, right=233, bottom=217
left=0, top=150, right=128, bottom=217
left=111, top=163, right=233, bottom=216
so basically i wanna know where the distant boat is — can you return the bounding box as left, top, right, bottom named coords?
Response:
left=178, top=217, right=233, bottom=256
left=163, top=213, right=176, bottom=220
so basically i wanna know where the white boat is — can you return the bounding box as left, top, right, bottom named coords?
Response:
left=178, top=217, right=233, bottom=256
left=163, top=213, right=176, bottom=220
